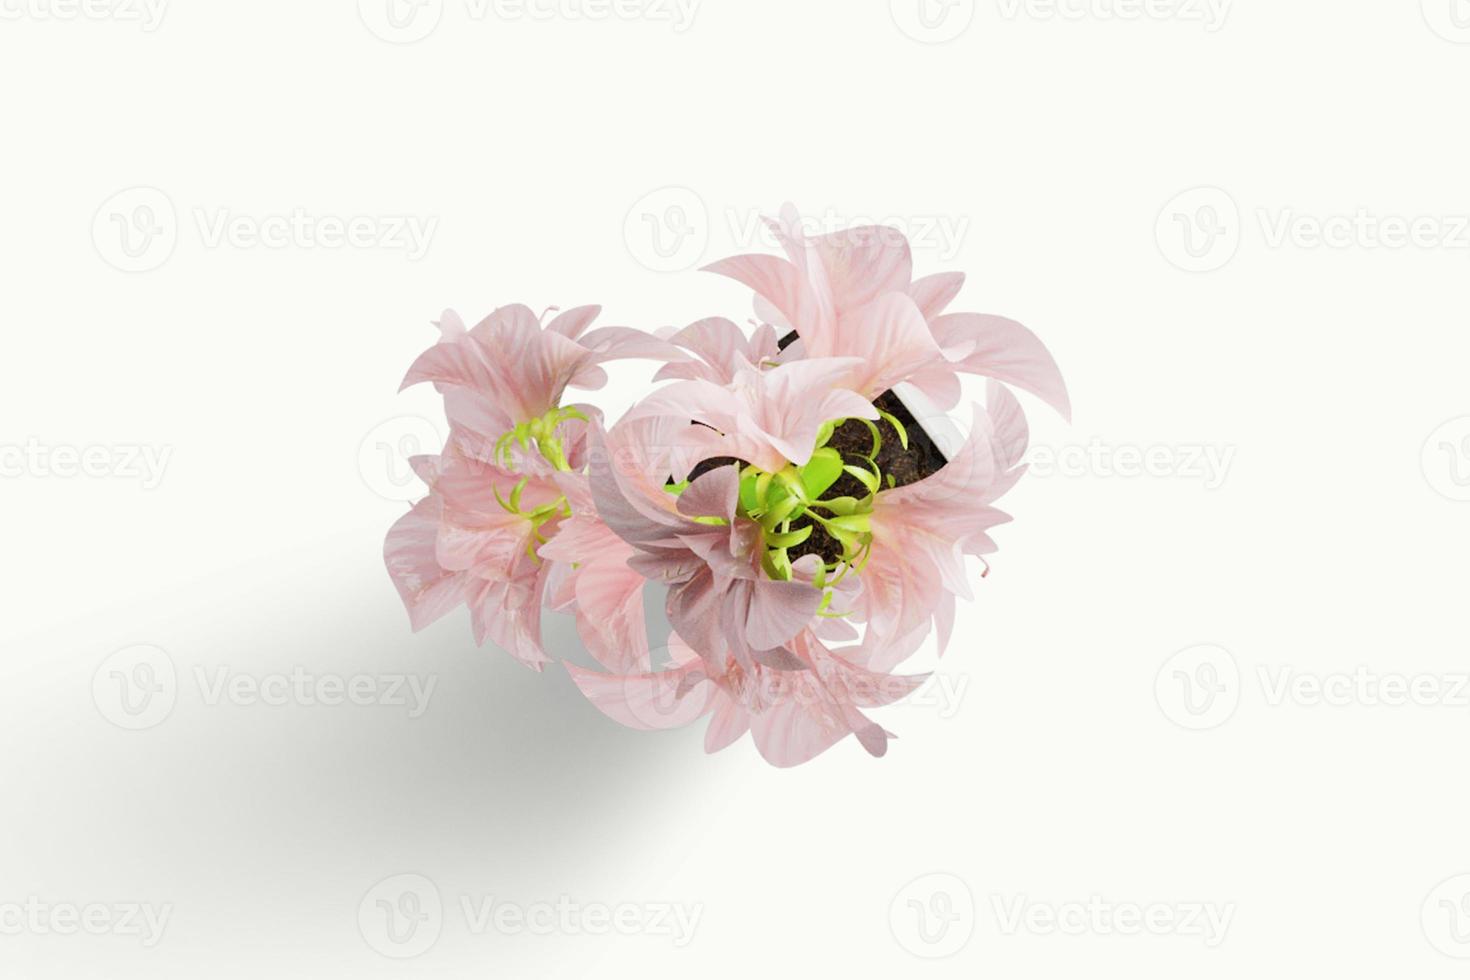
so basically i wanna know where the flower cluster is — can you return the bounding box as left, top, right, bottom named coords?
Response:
left=384, top=205, right=1068, bottom=766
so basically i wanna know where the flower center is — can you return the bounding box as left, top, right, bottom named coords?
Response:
left=493, top=405, right=587, bottom=473
left=489, top=404, right=588, bottom=561
left=695, top=409, right=910, bottom=585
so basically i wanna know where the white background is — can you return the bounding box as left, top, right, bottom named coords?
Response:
left=3, top=0, right=1469, bottom=976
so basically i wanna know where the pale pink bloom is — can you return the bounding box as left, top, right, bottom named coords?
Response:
left=565, top=628, right=928, bottom=767
left=586, top=418, right=826, bottom=669
left=401, top=303, right=680, bottom=441
left=387, top=302, right=676, bottom=667
left=623, top=356, right=877, bottom=478
left=705, top=204, right=1070, bottom=418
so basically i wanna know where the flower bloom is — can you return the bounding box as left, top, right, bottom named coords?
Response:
left=384, top=303, right=675, bottom=667
left=382, top=205, right=1067, bottom=766
left=706, top=204, right=1071, bottom=418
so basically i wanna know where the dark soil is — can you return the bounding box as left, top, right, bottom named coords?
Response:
left=685, top=332, right=949, bottom=566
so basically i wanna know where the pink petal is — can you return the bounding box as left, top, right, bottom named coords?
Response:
left=985, top=379, right=1030, bottom=471
left=586, top=421, right=686, bottom=546
left=659, top=317, right=757, bottom=384
left=745, top=578, right=824, bottom=651
left=908, top=272, right=966, bottom=320
left=565, top=663, right=717, bottom=732
left=747, top=689, right=849, bottom=768
left=702, top=253, right=831, bottom=349
left=570, top=553, right=651, bottom=673
left=676, top=465, right=740, bottom=522
left=384, top=497, right=467, bottom=631
left=831, top=293, right=952, bottom=398
left=546, top=304, right=601, bottom=341
left=930, top=312, right=1071, bottom=420
left=467, top=556, right=554, bottom=669
left=577, top=325, right=686, bottom=362
left=808, top=225, right=914, bottom=315
left=703, top=696, right=750, bottom=753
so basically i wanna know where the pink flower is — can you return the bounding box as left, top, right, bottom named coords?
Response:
left=382, top=205, right=1066, bottom=767
left=386, top=303, right=675, bottom=667
left=402, top=304, right=672, bottom=429
left=704, top=204, right=1070, bottom=418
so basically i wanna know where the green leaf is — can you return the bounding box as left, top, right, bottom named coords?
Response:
left=764, top=525, right=813, bottom=548
left=754, top=470, right=775, bottom=510
left=761, top=493, right=805, bottom=530
left=827, top=524, right=860, bottom=559
left=762, top=548, right=793, bottom=581
left=820, top=496, right=862, bottom=516
left=842, top=464, right=879, bottom=495
left=738, top=470, right=760, bottom=514
left=799, top=448, right=844, bottom=499
left=826, top=513, right=872, bottom=535
left=877, top=409, right=909, bottom=450
left=857, top=418, right=883, bottom=459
